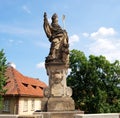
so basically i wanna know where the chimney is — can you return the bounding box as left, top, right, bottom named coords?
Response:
left=7, top=62, right=16, bottom=69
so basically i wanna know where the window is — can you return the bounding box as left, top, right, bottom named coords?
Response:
left=22, top=83, right=28, bottom=87
left=31, top=99, right=35, bottom=111
left=23, top=99, right=28, bottom=112
left=39, top=86, right=43, bottom=90
left=32, top=85, right=36, bottom=89
left=3, top=99, right=10, bottom=112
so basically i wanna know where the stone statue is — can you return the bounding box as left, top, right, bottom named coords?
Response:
left=43, top=12, right=75, bottom=112
left=43, top=12, right=69, bottom=64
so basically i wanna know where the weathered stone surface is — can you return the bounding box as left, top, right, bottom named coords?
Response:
left=45, top=62, right=70, bottom=97
left=34, top=111, right=84, bottom=118
left=43, top=13, right=75, bottom=112
left=51, top=83, right=64, bottom=96
left=44, top=62, right=75, bottom=112
left=66, top=87, right=72, bottom=97
left=41, top=98, right=48, bottom=111
left=0, top=115, right=19, bottom=118
left=18, top=116, right=35, bottom=118
left=74, top=113, right=119, bottom=118
left=43, top=12, right=69, bottom=65
left=47, top=97, right=75, bottom=111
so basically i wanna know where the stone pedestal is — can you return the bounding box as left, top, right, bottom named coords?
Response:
left=47, top=97, right=75, bottom=111
left=44, top=62, right=75, bottom=111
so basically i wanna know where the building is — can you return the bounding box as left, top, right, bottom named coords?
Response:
left=0, top=65, right=47, bottom=115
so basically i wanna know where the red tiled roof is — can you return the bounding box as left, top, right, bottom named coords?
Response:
left=4, top=66, right=47, bottom=97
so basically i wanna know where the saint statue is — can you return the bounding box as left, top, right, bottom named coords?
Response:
left=43, top=12, right=69, bottom=64
left=43, top=13, right=75, bottom=112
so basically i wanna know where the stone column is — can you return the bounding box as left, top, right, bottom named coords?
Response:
left=44, top=62, right=75, bottom=111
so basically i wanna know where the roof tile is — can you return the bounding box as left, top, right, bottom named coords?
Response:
left=4, top=67, right=47, bottom=97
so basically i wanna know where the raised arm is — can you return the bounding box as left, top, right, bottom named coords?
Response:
left=43, top=12, right=52, bottom=40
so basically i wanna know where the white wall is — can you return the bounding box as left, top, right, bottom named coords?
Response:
left=18, top=97, right=41, bottom=115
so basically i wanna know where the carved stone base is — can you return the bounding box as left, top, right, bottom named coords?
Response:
left=44, top=62, right=75, bottom=112
left=47, top=97, right=75, bottom=112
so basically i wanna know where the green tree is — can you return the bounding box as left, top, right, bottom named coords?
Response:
left=0, top=49, right=7, bottom=109
left=67, top=49, right=120, bottom=113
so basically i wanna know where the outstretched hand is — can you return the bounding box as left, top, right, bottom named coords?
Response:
left=44, top=12, right=47, bottom=18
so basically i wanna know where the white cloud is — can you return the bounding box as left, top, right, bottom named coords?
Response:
left=36, top=62, right=45, bottom=69
left=22, top=5, right=31, bottom=14
left=90, top=38, right=115, bottom=51
left=89, top=38, right=119, bottom=60
left=87, top=27, right=120, bottom=61
left=69, top=34, right=80, bottom=45
left=91, top=27, right=116, bottom=39
left=82, top=32, right=89, bottom=37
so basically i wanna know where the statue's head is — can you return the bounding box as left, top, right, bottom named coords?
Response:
left=52, top=13, right=58, bottom=19
left=52, top=13, right=58, bottom=23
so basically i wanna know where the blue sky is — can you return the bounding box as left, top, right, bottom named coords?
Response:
left=0, top=0, right=120, bottom=84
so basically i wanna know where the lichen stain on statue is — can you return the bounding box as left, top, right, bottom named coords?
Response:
left=43, top=12, right=69, bottom=65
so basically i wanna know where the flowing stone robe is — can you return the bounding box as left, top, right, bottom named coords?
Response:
left=43, top=12, right=69, bottom=64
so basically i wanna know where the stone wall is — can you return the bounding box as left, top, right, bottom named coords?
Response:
left=0, top=115, right=19, bottom=118
left=0, top=113, right=119, bottom=118
left=0, top=115, right=41, bottom=118
left=74, top=113, right=120, bottom=118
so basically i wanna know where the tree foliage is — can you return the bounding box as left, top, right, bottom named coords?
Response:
left=0, top=49, right=7, bottom=109
left=67, top=49, right=120, bottom=113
